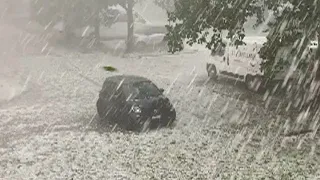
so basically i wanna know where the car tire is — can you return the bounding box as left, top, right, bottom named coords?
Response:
left=124, top=117, right=136, bottom=130
left=124, top=117, right=146, bottom=133
left=166, top=109, right=176, bottom=127
left=245, top=75, right=262, bottom=92
left=207, top=64, right=218, bottom=80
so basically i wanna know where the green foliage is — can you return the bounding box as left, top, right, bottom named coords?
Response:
left=259, top=1, right=320, bottom=79
left=154, top=0, right=175, bottom=11
left=103, top=66, right=118, bottom=72
left=164, top=0, right=264, bottom=53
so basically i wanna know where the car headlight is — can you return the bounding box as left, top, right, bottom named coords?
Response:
left=130, top=105, right=141, bottom=114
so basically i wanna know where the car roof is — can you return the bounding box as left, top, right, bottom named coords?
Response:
left=105, top=75, right=151, bottom=85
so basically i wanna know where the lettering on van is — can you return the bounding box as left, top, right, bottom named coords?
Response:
left=230, top=50, right=256, bottom=60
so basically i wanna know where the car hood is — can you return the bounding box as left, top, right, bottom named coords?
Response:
left=129, top=95, right=172, bottom=114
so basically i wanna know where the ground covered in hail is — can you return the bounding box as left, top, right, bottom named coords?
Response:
left=0, top=49, right=319, bottom=179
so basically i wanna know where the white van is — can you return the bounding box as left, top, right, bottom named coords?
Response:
left=206, top=36, right=318, bottom=91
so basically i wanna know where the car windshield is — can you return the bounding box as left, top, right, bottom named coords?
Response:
left=130, top=81, right=161, bottom=99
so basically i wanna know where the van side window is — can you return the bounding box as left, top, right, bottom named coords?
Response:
left=234, top=40, right=247, bottom=46
left=211, top=42, right=226, bottom=56
left=230, top=33, right=246, bottom=47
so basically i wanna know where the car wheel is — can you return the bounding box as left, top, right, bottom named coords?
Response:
left=207, top=64, right=218, bottom=80
left=165, top=109, right=176, bottom=127
left=245, top=75, right=262, bottom=92
left=128, top=122, right=149, bottom=133
left=124, top=117, right=147, bottom=133
left=124, top=117, right=136, bottom=131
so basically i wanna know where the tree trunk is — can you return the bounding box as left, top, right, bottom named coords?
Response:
left=93, top=12, right=101, bottom=46
left=126, top=0, right=134, bottom=53
left=315, top=34, right=320, bottom=80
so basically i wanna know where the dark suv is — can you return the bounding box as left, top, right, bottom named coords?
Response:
left=96, top=75, right=176, bottom=132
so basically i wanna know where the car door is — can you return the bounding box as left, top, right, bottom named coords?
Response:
left=112, top=87, right=127, bottom=119
left=99, top=81, right=118, bottom=119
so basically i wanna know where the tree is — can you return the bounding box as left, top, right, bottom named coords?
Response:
left=260, top=1, right=320, bottom=81
left=164, top=0, right=320, bottom=82
left=29, top=0, right=174, bottom=52
left=164, top=0, right=265, bottom=53
left=30, top=0, right=142, bottom=52
left=29, top=0, right=125, bottom=44
left=164, top=0, right=320, bottom=112
left=124, top=0, right=172, bottom=52
left=154, top=0, right=175, bottom=12
left=257, top=1, right=320, bottom=111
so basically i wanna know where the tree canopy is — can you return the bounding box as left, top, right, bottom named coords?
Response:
left=153, top=0, right=175, bottom=11
left=260, top=1, right=320, bottom=79
left=165, top=0, right=265, bottom=53
left=29, top=0, right=125, bottom=29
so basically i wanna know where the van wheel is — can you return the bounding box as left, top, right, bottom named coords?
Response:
left=207, top=64, right=218, bottom=80
left=245, top=75, right=262, bottom=92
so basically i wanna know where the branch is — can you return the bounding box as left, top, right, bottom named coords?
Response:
left=284, top=129, right=314, bottom=137
left=119, top=3, right=128, bottom=11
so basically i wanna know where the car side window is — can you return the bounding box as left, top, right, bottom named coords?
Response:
left=112, top=87, right=127, bottom=104
left=100, top=81, right=117, bottom=99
